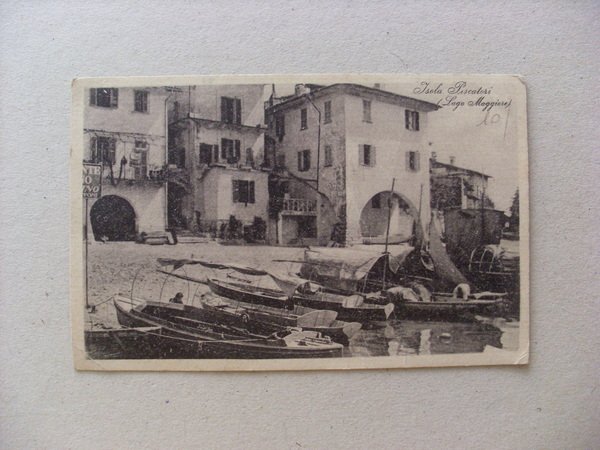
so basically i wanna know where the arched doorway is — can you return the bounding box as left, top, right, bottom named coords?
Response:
left=90, top=195, right=136, bottom=241
left=359, top=191, right=419, bottom=243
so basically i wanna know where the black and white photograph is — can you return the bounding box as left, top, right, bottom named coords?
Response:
left=72, top=74, right=529, bottom=370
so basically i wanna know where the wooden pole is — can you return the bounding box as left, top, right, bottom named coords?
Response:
left=382, top=178, right=396, bottom=290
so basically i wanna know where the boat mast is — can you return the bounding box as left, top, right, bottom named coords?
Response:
left=382, top=178, right=396, bottom=290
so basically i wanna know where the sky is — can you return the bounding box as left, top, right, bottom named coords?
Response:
left=274, top=80, right=521, bottom=212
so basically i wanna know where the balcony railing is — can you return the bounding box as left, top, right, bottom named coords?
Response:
left=281, top=198, right=317, bottom=215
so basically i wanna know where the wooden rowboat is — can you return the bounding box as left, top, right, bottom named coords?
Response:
left=113, top=295, right=343, bottom=359
left=200, top=294, right=362, bottom=346
left=207, top=278, right=394, bottom=323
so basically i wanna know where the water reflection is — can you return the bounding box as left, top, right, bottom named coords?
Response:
left=347, top=318, right=509, bottom=357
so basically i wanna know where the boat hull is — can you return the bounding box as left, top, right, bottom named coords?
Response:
left=208, top=278, right=393, bottom=323
left=113, top=296, right=343, bottom=359
left=201, top=296, right=361, bottom=346
left=84, top=327, right=166, bottom=359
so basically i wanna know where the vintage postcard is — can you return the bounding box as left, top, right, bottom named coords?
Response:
left=71, top=74, right=529, bottom=371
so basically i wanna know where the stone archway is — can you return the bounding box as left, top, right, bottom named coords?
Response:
left=359, top=191, right=421, bottom=242
left=90, top=195, right=136, bottom=241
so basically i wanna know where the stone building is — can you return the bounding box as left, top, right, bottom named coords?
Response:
left=430, top=155, right=492, bottom=211
left=83, top=86, right=171, bottom=240
left=265, top=83, right=439, bottom=246
left=167, top=85, right=271, bottom=238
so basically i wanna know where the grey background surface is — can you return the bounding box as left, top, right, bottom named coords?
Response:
left=1, top=1, right=598, bottom=448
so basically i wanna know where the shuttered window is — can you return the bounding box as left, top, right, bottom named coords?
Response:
left=199, top=143, right=213, bottom=164
left=359, top=144, right=376, bottom=167
left=300, top=108, right=308, bottom=130
left=405, top=110, right=420, bottom=131
left=90, top=136, right=116, bottom=165
left=297, top=150, right=311, bottom=171
left=134, top=90, right=148, bottom=112
left=232, top=180, right=255, bottom=204
left=90, top=88, right=118, bottom=108
left=221, top=97, right=242, bottom=124
left=221, top=138, right=241, bottom=163
left=324, top=101, right=332, bottom=123
left=406, top=151, right=421, bottom=171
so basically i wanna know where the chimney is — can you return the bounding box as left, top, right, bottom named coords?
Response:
left=295, top=84, right=308, bottom=96
left=449, top=156, right=456, bottom=165
left=431, top=151, right=437, bottom=161
left=374, top=83, right=381, bottom=89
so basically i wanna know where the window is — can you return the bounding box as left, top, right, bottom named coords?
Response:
left=134, top=90, right=148, bottom=112
left=221, top=97, right=242, bottom=124
left=199, top=143, right=213, bottom=164
left=300, top=108, right=308, bottom=130
left=297, top=149, right=311, bottom=172
left=363, top=99, right=372, bottom=122
left=324, top=145, right=333, bottom=167
left=90, top=88, right=118, bottom=108
left=324, top=101, right=332, bottom=124
left=359, top=144, right=375, bottom=167
left=232, top=180, right=255, bottom=204
left=90, top=136, right=116, bottom=165
left=406, top=151, right=421, bottom=171
left=371, top=193, right=381, bottom=209
left=221, top=138, right=241, bottom=163
left=405, top=110, right=420, bottom=131
left=275, top=115, right=285, bottom=139
left=130, top=147, right=147, bottom=180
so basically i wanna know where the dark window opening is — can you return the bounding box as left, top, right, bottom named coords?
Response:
left=91, top=136, right=116, bottom=166
left=324, top=101, right=332, bottom=124
left=232, top=180, right=255, bottom=204
left=406, top=150, right=420, bottom=171
left=90, top=88, right=118, bottom=108
left=363, top=99, right=372, bottom=122
left=221, top=138, right=241, bottom=164
left=405, top=110, right=420, bottom=131
left=300, top=108, right=308, bottom=130
left=221, top=97, right=242, bottom=124
left=298, top=149, right=311, bottom=172
left=134, top=90, right=148, bottom=112
left=199, top=143, right=213, bottom=164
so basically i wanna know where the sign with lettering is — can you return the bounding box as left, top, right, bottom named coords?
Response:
left=82, top=163, right=102, bottom=199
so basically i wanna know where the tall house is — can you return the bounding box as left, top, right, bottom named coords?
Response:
left=265, top=83, right=439, bottom=246
left=430, top=156, right=492, bottom=210
left=83, top=86, right=170, bottom=240
left=167, top=85, right=270, bottom=235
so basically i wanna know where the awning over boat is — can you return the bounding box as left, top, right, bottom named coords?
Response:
left=267, top=271, right=322, bottom=298
left=298, top=245, right=414, bottom=292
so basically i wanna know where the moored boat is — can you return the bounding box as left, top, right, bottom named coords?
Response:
left=207, top=277, right=394, bottom=323
left=113, top=295, right=343, bottom=359
left=84, top=326, right=165, bottom=359
left=200, top=294, right=362, bottom=345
